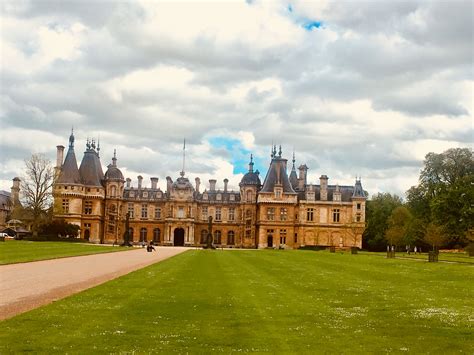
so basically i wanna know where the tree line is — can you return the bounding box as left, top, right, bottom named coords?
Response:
left=363, top=148, right=474, bottom=252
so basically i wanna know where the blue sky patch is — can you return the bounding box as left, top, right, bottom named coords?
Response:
left=302, top=20, right=323, bottom=31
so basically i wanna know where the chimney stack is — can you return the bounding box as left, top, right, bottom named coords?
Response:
left=56, top=145, right=65, bottom=168
left=137, top=175, right=143, bottom=189
left=11, top=177, right=20, bottom=203
left=151, top=177, right=158, bottom=189
left=195, top=177, right=201, bottom=193
left=223, top=178, right=229, bottom=192
left=166, top=176, right=173, bottom=192
left=320, top=175, right=328, bottom=201
left=126, top=178, right=131, bottom=188
left=298, top=164, right=308, bottom=190
left=209, top=179, right=216, bottom=191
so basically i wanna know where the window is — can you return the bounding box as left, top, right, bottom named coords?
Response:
left=245, top=229, right=251, bottom=238
left=108, top=215, right=115, bottom=233
left=140, top=227, right=147, bottom=242
left=84, top=200, right=92, bottom=215
left=129, top=228, right=134, bottom=241
left=214, top=230, right=222, bottom=244
left=294, top=233, right=298, bottom=243
left=246, top=190, right=253, bottom=202
left=280, top=208, right=287, bottom=221
left=201, top=230, right=208, bottom=244
left=215, top=207, right=222, bottom=222
left=246, top=219, right=251, bottom=228
left=216, top=193, right=222, bottom=201
left=177, top=207, right=184, bottom=218
left=143, top=191, right=148, bottom=198
left=357, top=203, right=361, bottom=210
left=228, top=208, right=235, bottom=221
left=333, top=209, right=340, bottom=223
left=62, top=199, right=69, bottom=213
left=267, top=207, right=275, bottom=221
left=230, top=194, right=235, bottom=201
left=307, top=208, right=314, bottom=221
left=275, top=189, right=281, bottom=199
left=108, top=204, right=116, bottom=214
left=246, top=209, right=252, bottom=218
left=227, top=231, right=235, bottom=245
left=128, top=203, right=134, bottom=218
left=110, top=186, right=117, bottom=197
left=280, top=229, right=287, bottom=245
left=203, top=192, right=208, bottom=200
left=141, top=204, right=148, bottom=218
left=356, top=213, right=361, bottom=222
left=130, top=191, right=135, bottom=198
left=153, top=228, right=161, bottom=243
left=202, top=206, right=208, bottom=220
left=155, top=207, right=161, bottom=219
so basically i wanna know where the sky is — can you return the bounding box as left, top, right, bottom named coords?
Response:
left=0, top=0, right=472, bottom=198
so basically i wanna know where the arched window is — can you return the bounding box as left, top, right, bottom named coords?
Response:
left=129, top=228, right=134, bottom=241
left=246, top=190, right=252, bottom=202
left=201, top=230, right=208, bottom=244
left=108, top=204, right=116, bottom=214
left=214, top=230, right=221, bottom=244
left=227, top=230, right=235, bottom=245
left=153, top=228, right=161, bottom=243
left=246, top=209, right=252, bottom=218
left=140, top=227, right=147, bottom=242
left=110, top=185, right=117, bottom=197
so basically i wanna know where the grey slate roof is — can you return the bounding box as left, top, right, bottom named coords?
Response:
left=57, top=133, right=81, bottom=184
left=261, top=156, right=296, bottom=194
left=105, top=152, right=124, bottom=181
left=352, top=179, right=366, bottom=198
left=79, top=148, right=104, bottom=186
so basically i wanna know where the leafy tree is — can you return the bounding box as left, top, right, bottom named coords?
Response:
left=38, top=220, right=80, bottom=238
left=424, top=223, right=446, bottom=251
left=385, top=206, right=412, bottom=248
left=19, top=154, right=54, bottom=235
left=363, top=193, right=403, bottom=251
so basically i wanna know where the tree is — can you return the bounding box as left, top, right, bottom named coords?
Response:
left=38, top=220, right=80, bottom=238
left=385, top=206, right=412, bottom=249
left=424, top=223, right=446, bottom=251
left=20, top=154, right=54, bottom=235
left=362, top=193, right=403, bottom=251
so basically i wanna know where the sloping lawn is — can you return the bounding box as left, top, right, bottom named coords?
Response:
left=0, top=250, right=472, bottom=353
left=0, top=240, right=132, bottom=265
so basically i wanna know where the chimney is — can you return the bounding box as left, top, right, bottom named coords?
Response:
left=209, top=179, right=216, bottom=191
left=56, top=145, right=65, bottom=168
left=298, top=164, right=308, bottom=190
left=195, top=177, right=201, bottom=193
left=126, top=178, right=131, bottom=188
left=150, top=177, right=158, bottom=189
left=137, top=175, right=143, bottom=189
left=166, top=176, right=173, bottom=192
left=320, top=175, right=328, bottom=201
left=223, top=178, right=229, bottom=192
left=11, top=177, right=20, bottom=203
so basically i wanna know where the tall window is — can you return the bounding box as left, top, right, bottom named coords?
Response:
left=201, top=230, right=208, bottom=244
left=84, top=200, right=92, bottom=215
left=357, top=203, right=361, bottom=210
left=246, top=190, right=253, bottom=202
left=141, top=204, right=148, bottom=218
left=177, top=207, right=184, bottom=218
left=140, top=227, right=147, bottom=242
left=280, top=229, right=287, bottom=245
left=62, top=199, right=69, bottom=213
left=227, top=231, right=235, bottom=245
left=307, top=208, right=314, bottom=221
left=356, top=213, right=361, bottom=222
left=280, top=208, right=288, bottom=221
left=128, top=203, right=134, bottom=218
left=228, top=208, right=235, bottom=221
left=333, top=209, right=340, bottom=223
left=153, top=228, right=161, bottom=243
left=245, top=229, right=251, bottom=238
left=267, top=207, right=275, bottom=221
left=202, top=206, right=208, bottom=220
left=108, top=215, right=115, bottom=233
left=294, top=233, right=298, bottom=243
left=215, top=207, right=222, bottom=222
left=155, top=207, right=161, bottom=219
left=108, top=204, right=116, bottom=214
left=110, top=185, right=117, bottom=197
left=214, top=230, right=222, bottom=244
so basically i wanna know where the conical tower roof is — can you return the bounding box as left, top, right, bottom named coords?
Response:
left=261, top=146, right=296, bottom=194
left=57, top=130, right=81, bottom=184
left=79, top=139, right=104, bottom=186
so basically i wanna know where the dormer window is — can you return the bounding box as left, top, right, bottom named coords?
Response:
left=143, top=191, right=148, bottom=198
left=230, top=194, right=235, bottom=201
left=203, top=193, right=208, bottom=200
left=333, top=193, right=341, bottom=202
left=274, top=187, right=282, bottom=199
left=216, top=193, right=222, bottom=201
left=306, top=192, right=315, bottom=201
left=130, top=191, right=135, bottom=198
left=157, top=191, right=162, bottom=198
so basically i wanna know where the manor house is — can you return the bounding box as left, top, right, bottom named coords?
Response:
left=53, top=131, right=366, bottom=248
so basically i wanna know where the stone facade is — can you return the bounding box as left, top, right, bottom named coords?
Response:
left=53, top=133, right=367, bottom=248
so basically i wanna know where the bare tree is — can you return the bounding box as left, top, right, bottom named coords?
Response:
left=20, top=154, right=54, bottom=234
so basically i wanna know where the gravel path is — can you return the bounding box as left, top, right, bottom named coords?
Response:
left=0, top=246, right=189, bottom=321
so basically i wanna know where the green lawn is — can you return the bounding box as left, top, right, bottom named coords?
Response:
left=0, top=240, right=132, bottom=265
left=359, top=250, right=474, bottom=264
left=1, top=250, right=472, bottom=353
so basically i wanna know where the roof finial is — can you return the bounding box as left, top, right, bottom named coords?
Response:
left=69, top=128, right=75, bottom=148
left=97, top=135, right=100, bottom=156
left=278, top=145, right=282, bottom=157
left=292, top=149, right=296, bottom=170
left=86, top=137, right=91, bottom=150
left=112, top=149, right=117, bottom=166
left=249, top=153, right=254, bottom=172
left=180, top=138, right=186, bottom=177
left=271, top=141, right=274, bottom=158
left=91, top=138, right=96, bottom=150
